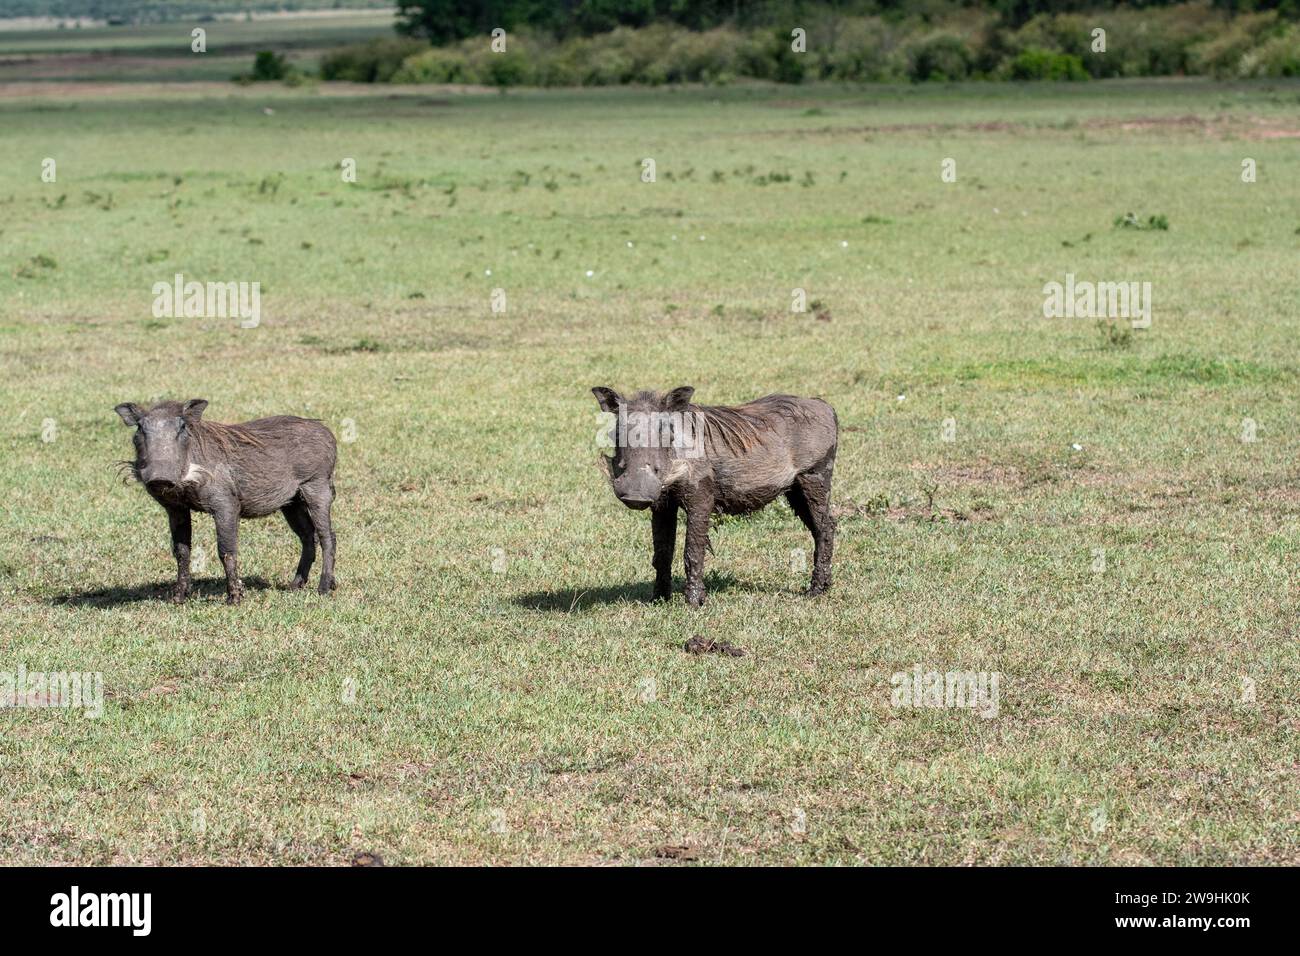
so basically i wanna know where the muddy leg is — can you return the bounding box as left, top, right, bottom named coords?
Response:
left=788, top=457, right=836, bottom=596
left=166, top=505, right=192, bottom=604
left=301, top=479, right=336, bottom=594
left=281, top=499, right=316, bottom=589
left=651, top=503, right=677, bottom=601
left=214, top=505, right=243, bottom=605
left=682, top=483, right=714, bottom=608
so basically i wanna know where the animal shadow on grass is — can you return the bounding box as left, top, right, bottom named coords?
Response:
left=52, top=576, right=274, bottom=609
left=511, top=573, right=749, bottom=612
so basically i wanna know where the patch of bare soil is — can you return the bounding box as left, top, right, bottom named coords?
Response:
left=917, top=461, right=1025, bottom=486
left=833, top=501, right=987, bottom=523
left=765, top=112, right=1300, bottom=141
left=654, top=844, right=699, bottom=861
left=1251, top=484, right=1300, bottom=507
left=0, top=79, right=495, bottom=100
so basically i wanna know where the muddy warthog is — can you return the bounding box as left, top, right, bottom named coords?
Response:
left=592, top=386, right=838, bottom=607
left=114, top=399, right=337, bottom=605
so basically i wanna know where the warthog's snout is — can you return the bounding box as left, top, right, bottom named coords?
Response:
left=140, top=462, right=183, bottom=489
left=612, top=464, right=663, bottom=510
left=617, top=493, right=655, bottom=510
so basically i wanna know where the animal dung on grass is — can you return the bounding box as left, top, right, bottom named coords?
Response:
left=114, top=399, right=338, bottom=605
left=592, top=386, right=838, bottom=607
left=684, top=635, right=746, bottom=657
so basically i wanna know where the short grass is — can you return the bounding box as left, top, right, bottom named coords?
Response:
left=0, top=78, right=1298, bottom=865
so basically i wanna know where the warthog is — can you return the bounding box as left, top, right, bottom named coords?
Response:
left=592, top=386, right=838, bottom=606
left=114, top=399, right=337, bottom=604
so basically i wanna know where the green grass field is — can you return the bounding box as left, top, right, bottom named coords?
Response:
left=1, top=75, right=1298, bottom=865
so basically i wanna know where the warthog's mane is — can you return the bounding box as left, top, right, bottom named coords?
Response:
left=682, top=394, right=816, bottom=457
left=145, top=400, right=267, bottom=456
left=609, top=391, right=822, bottom=462
left=191, top=418, right=266, bottom=456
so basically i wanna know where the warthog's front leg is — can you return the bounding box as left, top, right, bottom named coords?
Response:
left=213, top=504, right=243, bottom=605
left=166, top=505, right=192, bottom=603
left=682, top=483, right=715, bottom=608
left=651, top=503, right=677, bottom=601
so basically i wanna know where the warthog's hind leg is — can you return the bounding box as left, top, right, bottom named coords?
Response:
left=787, top=452, right=836, bottom=596
left=281, top=498, right=317, bottom=590
left=300, top=478, right=337, bottom=595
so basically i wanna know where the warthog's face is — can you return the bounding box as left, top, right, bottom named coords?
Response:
left=115, top=398, right=208, bottom=493
left=592, top=386, right=696, bottom=510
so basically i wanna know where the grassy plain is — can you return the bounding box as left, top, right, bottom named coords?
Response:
left=0, top=73, right=1298, bottom=864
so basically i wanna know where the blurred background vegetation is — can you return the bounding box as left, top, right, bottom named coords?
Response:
left=348, top=1, right=1300, bottom=85
left=2, top=0, right=1298, bottom=85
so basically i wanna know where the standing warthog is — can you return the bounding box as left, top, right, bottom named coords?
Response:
left=114, top=399, right=338, bottom=605
left=592, top=386, right=838, bottom=607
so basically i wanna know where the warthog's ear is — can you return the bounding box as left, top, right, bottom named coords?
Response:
left=182, top=399, right=209, bottom=422
left=591, top=387, right=621, bottom=414
left=114, top=403, right=143, bottom=427
left=665, top=386, right=695, bottom=411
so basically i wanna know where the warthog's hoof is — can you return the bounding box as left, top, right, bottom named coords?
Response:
left=317, top=577, right=336, bottom=596
left=225, top=587, right=243, bottom=606
left=684, top=588, right=706, bottom=608
left=289, top=576, right=306, bottom=591
left=802, top=583, right=829, bottom=598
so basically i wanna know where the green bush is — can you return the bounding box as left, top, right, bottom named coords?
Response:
left=486, top=50, right=531, bottom=88
left=391, top=47, right=470, bottom=83
left=1007, top=48, right=1089, bottom=81
left=1100, top=5, right=1222, bottom=77
left=251, top=50, right=287, bottom=82
left=908, top=34, right=973, bottom=82
left=659, top=26, right=742, bottom=83
left=1240, top=25, right=1300, bottom=76
left=320, top=38, right=428, bottom=83
left=813, top=16, right=911, bottom=82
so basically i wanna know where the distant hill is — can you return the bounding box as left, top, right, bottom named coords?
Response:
left=0, top=1, right=392, bottom=24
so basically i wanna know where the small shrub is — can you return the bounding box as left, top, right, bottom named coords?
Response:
left=909, top=34, right=973, bottom=82
left=320, top=38, right=428, bottom=83
left=392, top=47, right=478, bottom=84
left=1007, top=48, right=1089, bottom=81
left=251, top=51, right=287, bottom=82
left=487, top=50, right=531, bottom=88
left=1114, top=212, right=1169, bottom=231
left=1096, top=319, right=1134, bottom=350
left=1239, top=25, right=1300, bottom=77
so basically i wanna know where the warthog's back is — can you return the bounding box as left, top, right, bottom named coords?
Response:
left=194, top=416, right=337, bottom=518
left=689, top=394, right=837, bottom=514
